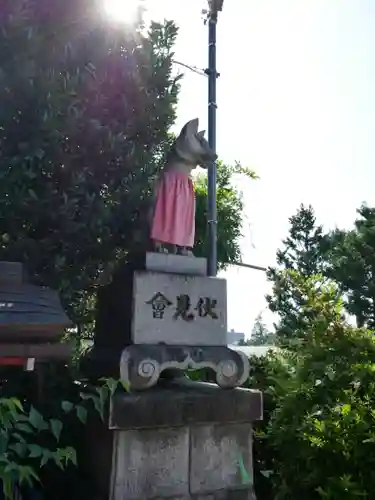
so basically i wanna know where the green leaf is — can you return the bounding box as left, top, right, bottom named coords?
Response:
left=29, top=407, right=47, bottom=431
left=19, top=471, right=33, bottom=488
left=18, top=465, right=39, bottom=487
left=3, top=462, right=18, bottom=475
left=61, top=401, right=74, bottom=413
left=0, top=413, right=12, bottom=431
left=14, top=413, right=30, bottom=422
left=92, top=395, right=102, bottom=419
left=14, top=423, right=34, bottom=434
left=50, top=419, right=63, bottom=441
left=54, top=456, right=64, bottom=470
left=0, top=434, right=9, bottom=455
left=12, top=433, right=26, bottom=443
left=1, top=474, right=13, bottom=500
left=94, top=386, right=109, bottom=421
left=0, top=399, right=17, bottom=421
left=316, top=486, right=329, bottom=498
left=7, top=398, right=23, bottom=414
left=119, top=379, right=130, bottom=392
left=8, top=442, right=27, bottom=458
left=98, top=385, right=109, bottom=403
left=64, top=447, right=77, bottom=466
left=76, top=405, right=87, bottom=424
left=105, top=378, right=119, bottom=396
left=40, top=449, right=52, bottom=467
left=28, top=444, right=43, bottom=458
left=79, top=392, right=95, bottom=401
left=362, top=438, right=375, bottom=444
left=54, top=447, right=78, bottom=468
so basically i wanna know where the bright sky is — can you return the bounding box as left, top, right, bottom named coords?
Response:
left=123, top=0, right=375, bottom=337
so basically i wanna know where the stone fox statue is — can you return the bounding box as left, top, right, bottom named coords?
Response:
left=150, top=118, right=217, bottom=255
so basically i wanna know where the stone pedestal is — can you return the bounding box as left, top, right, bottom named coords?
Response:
left=86, top=253, right=250, bottom=390
left=83, top=379, right=263, bottom=500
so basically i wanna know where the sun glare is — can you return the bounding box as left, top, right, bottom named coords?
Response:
left=103, top=0, right=141, bottom=24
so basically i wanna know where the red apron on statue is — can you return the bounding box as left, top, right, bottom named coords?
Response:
left=150, top=169, right=195, bottom=248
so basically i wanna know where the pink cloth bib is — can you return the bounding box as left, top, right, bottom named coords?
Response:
left=151, top=169, right=195, bottom=248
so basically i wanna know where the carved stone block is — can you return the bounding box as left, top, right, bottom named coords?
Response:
left=132, top=271, right=227, bottom=346
left=190, top=423, right=253, bottom=494
left=111, top=428, right=189, bottom=499
left=119, top=345, right=250, bottom=391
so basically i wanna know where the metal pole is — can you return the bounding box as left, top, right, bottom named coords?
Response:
left=207, top=11, right=219, bottom=277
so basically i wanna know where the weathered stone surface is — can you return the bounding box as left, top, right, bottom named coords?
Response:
left=213, top=491, right=256, bottom=499
left=113, top=491, right=255, bottom=500
left=109, top=423, right=256, bottom=500
left=132, top=271, right=227, bottom=346
left=110, top=428, right=189, bottom=500
left=191, top=493, right=255, bottom=500
left=192, top=495, right=215, bottom=500
left=119, top=344, right=250, bottom=391
left=190, top=423, right=253, bottom=495
left=151, top=495, right=255, bottom=500
left=109, top=379, right=263, bottom=430
left=145, top=252, right=207, bottom=276
left=83, top=381, right=262, bottom=500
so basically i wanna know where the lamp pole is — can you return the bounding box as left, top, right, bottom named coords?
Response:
left=206, top=0, right=223, bottom=277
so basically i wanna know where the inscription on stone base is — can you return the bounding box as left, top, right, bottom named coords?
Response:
left=132, top=271, right=227, bottom=346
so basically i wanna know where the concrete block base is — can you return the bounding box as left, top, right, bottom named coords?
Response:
left=110, top=422, right=256, bottom=500
left=83, top=380, right=262, bottom=500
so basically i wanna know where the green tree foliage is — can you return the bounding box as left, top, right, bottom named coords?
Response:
left=247, top=350, right=296, bottom=500
left=267, top=204, right=328, bottom=344
left=267, top=272, right=375, bottom=499
left=326, top=204, right=375, bottom=328
left=0, top=2, right=253, bottom=337
left=247, top=203, right=375, bottom=499
left=0, top=1, right=180, bottom=326
left=248, top=313, right=276, bottom=346
left=195, top=161, right=257, bottom=268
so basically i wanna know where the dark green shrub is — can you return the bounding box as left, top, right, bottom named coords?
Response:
left=267, top=273, right=375, bottom=499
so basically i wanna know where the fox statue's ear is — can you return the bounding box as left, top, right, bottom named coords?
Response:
left=182, top=118, right=199, bottom=138
left=197, top=130, right=206, bottom=138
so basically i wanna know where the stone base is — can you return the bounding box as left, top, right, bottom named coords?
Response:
left=92, top=253, right=226, bottom=353
left=82, top=379, right=262, bottom=500
left=145, top=252, right=207, bottom=276
left=110, top=425, right=256, bottom=500
left=120, top=344, right=250, bottom=391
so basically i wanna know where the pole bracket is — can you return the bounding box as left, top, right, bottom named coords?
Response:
left=204, top=68, right=220, bottom=78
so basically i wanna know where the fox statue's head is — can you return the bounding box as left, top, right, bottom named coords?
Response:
left=174, top=118, right=217, bottom=168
